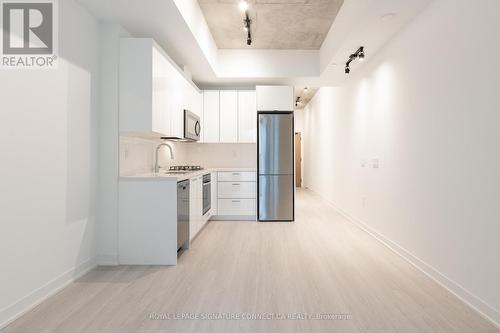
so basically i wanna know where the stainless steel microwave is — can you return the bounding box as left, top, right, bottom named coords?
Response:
left=184, top=110, right=201, bottom=141
left=162, top=110, right=200, bottom=141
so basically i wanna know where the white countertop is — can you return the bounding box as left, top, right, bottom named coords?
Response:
left=120, top=167, right=257, bottom=182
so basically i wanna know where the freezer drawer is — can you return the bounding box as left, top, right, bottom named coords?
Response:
left=218, top=182, right=256, bottom=199
left=218, top=199, right=256, bottom=216
left=258, top=175, right=294, bottom=221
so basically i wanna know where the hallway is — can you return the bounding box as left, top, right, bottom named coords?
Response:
left=2, top=189, right=497, bottom=333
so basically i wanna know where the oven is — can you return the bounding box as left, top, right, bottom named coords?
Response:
left=202, top=173, right=211, bottom=215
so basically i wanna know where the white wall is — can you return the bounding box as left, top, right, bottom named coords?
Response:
left=217, top=49, right=319, bottom=78
left=294, top=110, right=304, bottom=133
left=302, top=0, right=500, bottom=326
left=0, top=0, right=101, bottom=327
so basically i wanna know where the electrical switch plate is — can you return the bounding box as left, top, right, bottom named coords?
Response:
left=372, top=158, right=379, bottom=169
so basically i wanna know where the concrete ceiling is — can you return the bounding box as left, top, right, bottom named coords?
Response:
left=197, top=0, right=344, bottom=49
left=76, top=0, right=434, bottom=87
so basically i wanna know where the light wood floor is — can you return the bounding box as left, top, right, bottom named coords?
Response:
left=3, top=189, right=498, bottom=333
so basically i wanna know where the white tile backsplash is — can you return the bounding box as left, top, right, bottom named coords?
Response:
left=185, top=143, right=256, bottom=168
left=120, top=137, right=256, bottom=175
left=119, top=137, right=189, bottom=175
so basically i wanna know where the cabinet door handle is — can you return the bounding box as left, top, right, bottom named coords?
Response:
left=232, top=183, right=240, bottom=186
left=232, top=200, right=241, bottom=203
left=232, top=173, right=240, bottom=175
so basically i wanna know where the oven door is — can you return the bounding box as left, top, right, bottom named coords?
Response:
left=202, top=181, right=211, bottom=215
left=184, top=110, right=201, bottom=141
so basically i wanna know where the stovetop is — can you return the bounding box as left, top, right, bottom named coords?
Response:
left=169, top=165, right=204, bottom=171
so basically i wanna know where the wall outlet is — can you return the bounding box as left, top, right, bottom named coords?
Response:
left=372, top=158, right=379, bottom=169
left=361, top=159, right=366, bottom=168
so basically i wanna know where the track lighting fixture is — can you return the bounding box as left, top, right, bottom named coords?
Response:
left=344, top=46, right=365, bottom=74
left=243, top=11, right=252, bottom=45
left=237, top=1, right=253, bottom=45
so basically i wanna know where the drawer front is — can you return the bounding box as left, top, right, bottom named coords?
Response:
left=218, top=182, right=256, bottom=199
left=218, top=171, right=256, bottom=182
left=217, top=199, right=256, bottom=216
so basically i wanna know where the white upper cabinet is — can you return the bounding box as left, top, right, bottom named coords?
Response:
left=202, top=91, right=220, bottom=143
left=219, top=90, right=238, bottom=143
left=151, top=46, right=172, bottom=136
left=168, top=60, right=186, bottom=139
left=202, top=89, right=257, bottom=143
left=191, top=88, right=202, bottom=118
left=238, top=90, right=257, bottom=143
left=120, top=38, right=200, bottom=138
left=256, top=85, right=294, bottom=111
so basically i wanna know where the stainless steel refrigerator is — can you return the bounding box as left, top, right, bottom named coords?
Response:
left=257, top=112, right=294, bottom=221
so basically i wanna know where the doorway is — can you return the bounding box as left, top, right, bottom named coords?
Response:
left=295, top=132, right=302, bottom=187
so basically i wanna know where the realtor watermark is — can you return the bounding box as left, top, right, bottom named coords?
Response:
left=1, top=0, right=58, bottom=69
left=149, top=312, right=352, bottom=321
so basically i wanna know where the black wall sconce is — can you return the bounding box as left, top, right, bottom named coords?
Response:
left=345, top=46, right=365, bottom=74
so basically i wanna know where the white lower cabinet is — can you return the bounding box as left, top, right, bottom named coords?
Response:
left=218, top=182, right=256, bottom=199
left=189, top=170, right=256, bottom=238
left=210, top=172, right=217, bottom=216
left=218, top=171, right=256, bottom=182
left=218, top=199, right=256, bottom=216
left=189, top=175, right=203, bottom=240
left=119, top=179, right=178, bottom=265
left=216, top=171, right=257, bottom=220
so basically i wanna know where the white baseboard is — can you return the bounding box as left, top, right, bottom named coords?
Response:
left=0, top=258, right=97, bottom=330
left=306, top=187, right=500, bottom=329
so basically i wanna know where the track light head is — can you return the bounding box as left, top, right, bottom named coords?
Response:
left=345, top=46, right=364, bottom=74
left=247, top=37, right=252, bottom=45
left=358, top=47, right=365, bottom=61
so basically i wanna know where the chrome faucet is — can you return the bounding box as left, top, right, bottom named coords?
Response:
left=154, top=142, right=174, bottom=174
